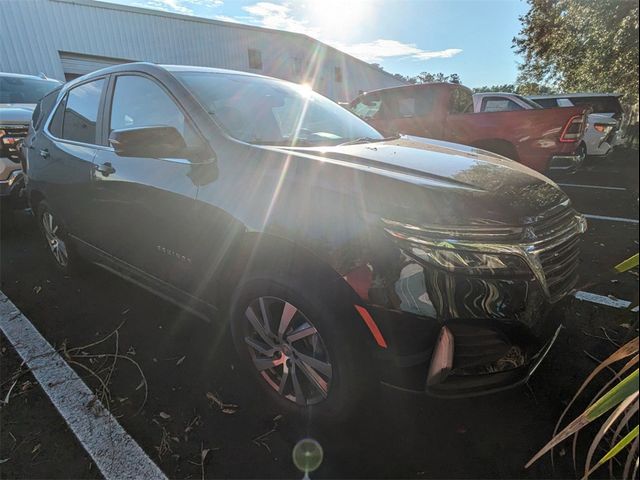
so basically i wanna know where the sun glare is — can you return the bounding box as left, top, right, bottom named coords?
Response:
left=306, top=0, right=373, bottom=37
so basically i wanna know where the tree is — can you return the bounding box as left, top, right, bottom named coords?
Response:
left=472, top=83, right=556, bottom=95
left=513, top=0, right=639, bottom=109
left=473, top=84, right=517, bottom=93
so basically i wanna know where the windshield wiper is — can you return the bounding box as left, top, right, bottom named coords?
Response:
left=338, top=134, right=401, bottom=146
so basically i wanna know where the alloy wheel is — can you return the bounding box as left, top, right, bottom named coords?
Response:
left=243, top=296, right=332, bottom=406
left=41, top=210, right=69, bottom=268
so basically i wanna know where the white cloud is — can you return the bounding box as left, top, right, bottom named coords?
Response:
left=237, top=2, right=461, bottom=64
left=241, top=2, right=317, bottom=35
left=412, top=48, right=463, bottom=61
left=323, top=39, right=462, bottom=64
left=214, top=14, right=242, bottom=23
left=135, top=0, right=223, bottom=16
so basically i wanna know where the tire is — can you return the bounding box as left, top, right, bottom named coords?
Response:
left=577, top=142, right=588, bottom=165
left=230, top=275, right=369, bottom=420
left=36, top=200, right=82, bottom=275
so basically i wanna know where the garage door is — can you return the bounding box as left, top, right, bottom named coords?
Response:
left=59, top=52, right=133, bottom=81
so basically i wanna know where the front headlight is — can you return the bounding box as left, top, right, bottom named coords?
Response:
left=382, top=219, right=532, bottom=277
left=408, top=246, right=530, bottom=276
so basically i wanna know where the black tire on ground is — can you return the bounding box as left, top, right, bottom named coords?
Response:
left=36, top=200, right=83, bottom=275
left=229, top=274, right=370, bottom=421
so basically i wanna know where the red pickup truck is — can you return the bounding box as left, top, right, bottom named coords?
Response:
left=349, top=83, right=588, bottom=173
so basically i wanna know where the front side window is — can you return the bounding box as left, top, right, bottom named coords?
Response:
left=177, top=72, right=383, bottom=146
left=109, top=75, right=197, bottom=145
left=61, top=79, right=105, bottom=144
left=481, top=97, right=523, bottom=112
left=449, top=87, right=474, bottom=114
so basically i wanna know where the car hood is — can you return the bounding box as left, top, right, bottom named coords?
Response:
left=0, top=104, right=36, bottom=125
left=271, top=135, right=569, bottom=227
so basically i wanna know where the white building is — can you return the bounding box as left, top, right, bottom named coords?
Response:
left=0, top=0, right=405, bottom=101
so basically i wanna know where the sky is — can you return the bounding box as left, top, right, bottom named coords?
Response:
left=101, top=0, right=530, bottom=88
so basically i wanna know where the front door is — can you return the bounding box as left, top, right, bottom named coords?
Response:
left=89, top=74, right=204, bottom=292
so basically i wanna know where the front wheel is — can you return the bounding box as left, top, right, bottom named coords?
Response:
left=230, top=277, right=369, bottom=420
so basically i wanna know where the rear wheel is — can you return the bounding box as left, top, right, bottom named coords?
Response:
left=230, top=276, right=369, bottom=420
left=36, top=201, right=81, bottom=274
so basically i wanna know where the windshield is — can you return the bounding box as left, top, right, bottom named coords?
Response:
left=176, top=72, right=384, bottom=146
left=0, top=76, right=60, bottom=104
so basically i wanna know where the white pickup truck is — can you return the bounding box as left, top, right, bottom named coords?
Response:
left=472, top=92, right=620, bottom=161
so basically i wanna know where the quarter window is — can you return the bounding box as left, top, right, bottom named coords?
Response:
left=109, top=75, right=197, bottom=145
left=61, top=79, right=105, bottom=144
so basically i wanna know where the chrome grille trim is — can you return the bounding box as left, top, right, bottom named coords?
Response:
left=383, top=203, right=586, bottom=303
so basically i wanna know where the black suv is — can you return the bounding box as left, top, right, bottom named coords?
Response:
left=25, top=63, right=586, bottom=417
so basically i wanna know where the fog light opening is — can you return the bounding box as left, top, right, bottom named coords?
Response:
left=427, top=326, right=454, bottom=386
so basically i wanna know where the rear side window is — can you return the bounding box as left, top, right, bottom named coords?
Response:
left=61, top=79, right=105, bottom=144
left=481, top=97, right=523, bottom=112
left=449, top=87, right=474, bottom=114
left=351, top=94, right=382, bottom=120
left=532, top=98, right=558, bottom=108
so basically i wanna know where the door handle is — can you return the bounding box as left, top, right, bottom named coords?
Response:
left=96, top=162, right=116, bottom=177
left=39, top=149, right=49, bottom=158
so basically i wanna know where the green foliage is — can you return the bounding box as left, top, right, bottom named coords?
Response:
left=392, top=72, right=462, bottom=85
left=513, top=0, right=639, bottom=108
left=526, top=339, right=639, bottom=479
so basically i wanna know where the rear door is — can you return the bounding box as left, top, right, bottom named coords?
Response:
left=33, top=78, right=107, bottom=238
left=89, top=73, right=204, bottom=291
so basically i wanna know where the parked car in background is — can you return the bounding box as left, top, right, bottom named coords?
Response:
left=527, top=93, right=623, bottom=159
left=350, top=83, right=589, bottom=173
left=25, top=63, right=586, bottom=417
left=0, top=72, right=61, bottom=207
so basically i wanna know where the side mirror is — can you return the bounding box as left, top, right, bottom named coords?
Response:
left=109, top=126, right=188, bottom=158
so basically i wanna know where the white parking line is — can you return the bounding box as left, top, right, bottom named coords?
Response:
left=558, top=183, right=627, bottom=191
left=574, top=291, right=632, bottom=309
left=583, top=214, right=639, bottom=224
left=0, top=291, right=167, bottom=480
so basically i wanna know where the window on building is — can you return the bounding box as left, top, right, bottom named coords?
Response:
left=61, top=79, right=104, bottom=144
left=248, top=49, right=263, bottom=70
left=109, top=75, right=197, bottom=145
left=334, top=66, right=343, bottom=83
left=291, top=57, right=303, bottom=78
